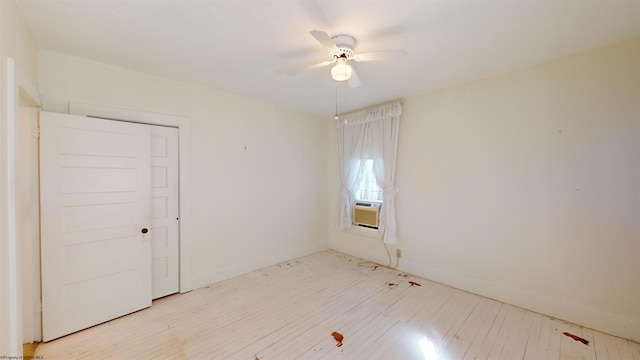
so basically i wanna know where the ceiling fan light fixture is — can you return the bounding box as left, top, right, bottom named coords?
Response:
left=331, top=61, right=352, bottom=81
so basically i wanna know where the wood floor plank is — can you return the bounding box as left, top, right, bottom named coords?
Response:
left=618, top=336, right=639, bottom=360
left=545, top=317, right=563, bottom=360
left=34, top=250, right=639, bottom=360
left=491, top=305, right=527, bottom=359
left=348, top=278, right=450, bottom=360
left=472, top=303, right=511, bottom=360
left=265, top=271, right=404, bottom=359
left=443, top=296, right=490, bottom=358
left=246, top=264, right=398, bottom=358
left=501, top=306, right=534, bottom=359
left=629, top=338, right=640, bottom=360
left=337, top=277, right=445, bottom=359
left=373, top=283, right=459, bottom=360
left=593, top=330, right=613, bottom=360
left=459, top=299, right=503, bottom=360
left=252, top=269, right=401, bottom=359
left=524, top=311, right=544, bottom=360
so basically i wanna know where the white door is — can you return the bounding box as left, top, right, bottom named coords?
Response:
left=40, top=112, right=152, bottom=341
left=150, top=126, right=179, bottom=299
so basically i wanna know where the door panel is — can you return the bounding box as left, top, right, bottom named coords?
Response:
left=40, top=112, right=151, bottom=341
left=150, top=126, right=179, bottom=299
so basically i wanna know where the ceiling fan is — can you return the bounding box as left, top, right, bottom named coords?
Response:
left=286, top=29, right=407, bottom=88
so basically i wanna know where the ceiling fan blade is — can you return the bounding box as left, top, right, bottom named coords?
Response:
left=355, top=49, right=408, bottom=62
left=310, top=29, right=339, bottom=53
left=282, top=60, right=334, bottom=75
left=348, top=68, right=361, bottom=88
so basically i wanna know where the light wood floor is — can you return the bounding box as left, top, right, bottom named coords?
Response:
left=36, top=250, right=639, bottom=359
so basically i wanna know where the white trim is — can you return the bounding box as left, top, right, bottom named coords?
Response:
left=399, top=257, right=640, bottom=342
left=69, top=102, right=193, bottom=293
left=347, top=225, right=382, bottom=240
left=4, top=56, right=43, bottom=352
left=17, top=91, right=42, bottom=344
left=16, top=66, right=41, bottom=107
left=5, top=57, right=21, bottom=356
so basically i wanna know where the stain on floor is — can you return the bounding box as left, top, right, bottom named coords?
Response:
left=331, top=331, right=344, bottom=347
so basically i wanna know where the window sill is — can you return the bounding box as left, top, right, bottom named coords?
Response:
left=347, top=225, right=382, bottom=239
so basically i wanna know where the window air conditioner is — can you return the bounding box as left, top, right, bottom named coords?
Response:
left=352, top=201, right=382, bottom=228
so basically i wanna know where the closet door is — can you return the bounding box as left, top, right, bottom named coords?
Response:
left=150, top=126, right=179, bottom=299
left=40, top=112, right=152, bottom=341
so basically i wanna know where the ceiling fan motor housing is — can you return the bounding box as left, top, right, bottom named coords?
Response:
left=331, top=35, right=357, bottom=59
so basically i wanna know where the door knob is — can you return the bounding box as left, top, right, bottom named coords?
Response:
left=141, top=228, right=149, bottom=234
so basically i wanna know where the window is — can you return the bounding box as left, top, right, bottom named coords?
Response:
left=336, top=101, right=401, bottom=244
left=354, top=158, right=383, bottom=202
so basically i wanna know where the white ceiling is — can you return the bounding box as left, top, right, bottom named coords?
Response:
left=16, top=0, right=640, bottom=117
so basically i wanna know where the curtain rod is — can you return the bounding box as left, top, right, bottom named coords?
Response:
left=339, top=98, right=404, bottom=117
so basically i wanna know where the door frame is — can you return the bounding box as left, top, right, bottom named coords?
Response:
left=2, top=56, right=42, bottom=355
left=18, top=93, right=41, bottom=344
left=69, top=102, right=192, bottom=294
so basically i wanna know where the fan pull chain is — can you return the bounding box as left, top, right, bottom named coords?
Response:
left=344, top=78, right=348, bottom=118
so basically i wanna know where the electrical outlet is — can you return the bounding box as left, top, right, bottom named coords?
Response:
left=396, top=248, right=402, bottom=258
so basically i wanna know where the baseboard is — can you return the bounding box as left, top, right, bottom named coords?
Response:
left=192, top=243, right=328, bottom=289
left=398, top=258, right=639, bottom=343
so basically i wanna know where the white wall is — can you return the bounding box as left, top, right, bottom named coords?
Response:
left=329, top=37, right=640, bottom=342
left=39, top=51, right=330, bottom=288
left=0, top=0, right=39, bottom=355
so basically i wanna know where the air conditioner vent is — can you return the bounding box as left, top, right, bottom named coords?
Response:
left=353, top=201, right=381, bottom=228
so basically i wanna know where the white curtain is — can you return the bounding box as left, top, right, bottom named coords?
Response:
left=336, top=101, right=401, bottom=244
left=354, top=158, right=383, bottom=201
